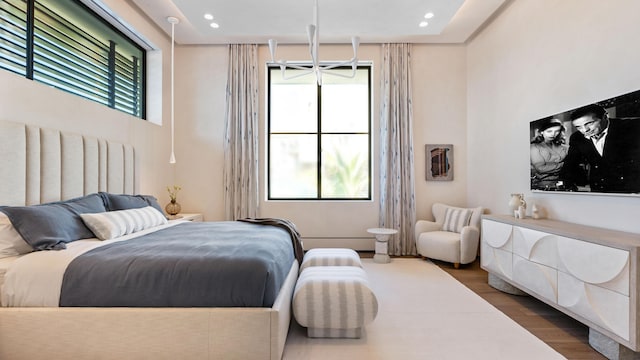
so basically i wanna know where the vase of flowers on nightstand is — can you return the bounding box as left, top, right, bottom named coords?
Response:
left=165, top=185, right=182, bottom=216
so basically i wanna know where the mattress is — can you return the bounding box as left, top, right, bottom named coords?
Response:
left=2, top=220, right=296, bottom=308
left=1, top=222, right=181, bottom=307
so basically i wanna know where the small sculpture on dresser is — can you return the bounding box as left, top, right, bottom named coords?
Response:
left=509, top=193, right=526, bottom=218
left=531, top=203, right=543, bottom=219
left=165, top=185, right=182, bottom=216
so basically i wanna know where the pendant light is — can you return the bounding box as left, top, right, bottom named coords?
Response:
left=167, top=16, right=179, bottom=164
left=267, top=0, right=359, bottom=86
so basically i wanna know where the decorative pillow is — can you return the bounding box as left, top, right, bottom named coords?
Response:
left=64, top=193, right=109, bottom=215
left=441, top=207, right=472, bottom=233
left=0, top=212, right=33, bottom=258
left=80, top=206, right=168, bottom=240
left=0, top=193, right=107, bottom=251
left=100, top=192, right=165, bottom=216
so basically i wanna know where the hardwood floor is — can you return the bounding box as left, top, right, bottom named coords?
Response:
left=434, top=258, right=607, bottom=360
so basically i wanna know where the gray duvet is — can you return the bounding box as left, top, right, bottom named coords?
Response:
left=59, top=221, right=295, bottom=307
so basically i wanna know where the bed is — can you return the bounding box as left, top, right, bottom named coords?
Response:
left=0, top=119, right=299, bottom=360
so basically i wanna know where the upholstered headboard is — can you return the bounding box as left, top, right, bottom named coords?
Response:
left=0, top=120, right=134, bottom=206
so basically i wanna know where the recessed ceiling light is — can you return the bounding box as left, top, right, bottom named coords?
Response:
left=210, top=22, right=219, bottom=29
left=424, top=12, right=434, bottom=19
left=204, top=13, right=214, bottom=20
left=419, top=21, right=428, bottom=28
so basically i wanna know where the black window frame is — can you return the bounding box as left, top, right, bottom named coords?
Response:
left=0, top=0, right=146, bottom=118
left=267, top=64, right=372, bottom=201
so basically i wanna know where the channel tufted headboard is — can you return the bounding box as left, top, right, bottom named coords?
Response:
left=0, top=119, right=134, bottom=206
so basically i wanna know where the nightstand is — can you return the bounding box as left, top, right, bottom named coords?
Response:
left=168, top=213, right=203, bottom=222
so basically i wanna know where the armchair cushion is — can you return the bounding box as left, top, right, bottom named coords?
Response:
left=442, top=208, right=472, bottom=233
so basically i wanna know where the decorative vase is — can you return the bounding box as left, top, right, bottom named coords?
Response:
left=165, top=199, right=181, bottom=216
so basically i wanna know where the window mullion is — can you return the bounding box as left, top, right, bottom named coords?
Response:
left=316, top=82, right=322, bottom=199
left=132, top=55, right=139, bottom=115
left=25, top=0, right=34, bottom=78
left=107, top=40, right=116, bottom=108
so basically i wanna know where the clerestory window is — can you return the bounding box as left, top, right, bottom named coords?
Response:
left=0, top=0, right=145, bottom=118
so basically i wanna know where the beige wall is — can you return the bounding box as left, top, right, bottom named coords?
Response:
left=170, top=45, right=228, bottom=220
left=0, top=2, right=470, bottom=248
left=412, top=45, right=468, bottom=221
left=467, top=0, right=640, bottom=233
left=173, top=43, right=468, bottom=248
left=8, top=0, right=636, bottom=246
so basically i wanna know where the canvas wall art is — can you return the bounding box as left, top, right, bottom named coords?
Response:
left=426, top=144, right=453, bottom=181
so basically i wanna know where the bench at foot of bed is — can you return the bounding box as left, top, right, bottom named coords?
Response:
left=299, top=248, right=363, bottom=272
left=292, top=266, right=378, bottom=338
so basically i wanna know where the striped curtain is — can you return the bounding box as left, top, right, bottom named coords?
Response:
left=379, top=43, right=417, bottom=256
left=223, top=44, right=259, bottom=220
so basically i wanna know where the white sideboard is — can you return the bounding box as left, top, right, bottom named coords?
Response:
left=481, top=214, right=639, bottom=356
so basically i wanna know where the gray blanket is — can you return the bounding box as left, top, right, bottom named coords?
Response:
left=59, top=221, right=295, bottom=307
left=238, top=217, right=304, bottom=265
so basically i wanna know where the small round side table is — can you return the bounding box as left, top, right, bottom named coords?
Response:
left=367, top=228, right=398, bottom=264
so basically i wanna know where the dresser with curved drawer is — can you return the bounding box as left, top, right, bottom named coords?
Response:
left=481, top=215, right=639, bottom=359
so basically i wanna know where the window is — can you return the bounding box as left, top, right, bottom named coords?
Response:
left=0, top=0, right=145, bottom=118
left=267, top=65, right=371, bottom=200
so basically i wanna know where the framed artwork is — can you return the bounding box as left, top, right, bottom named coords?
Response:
left=529, top=89, right=640, bottom=196
left=425, top=144, right=453, bottom=181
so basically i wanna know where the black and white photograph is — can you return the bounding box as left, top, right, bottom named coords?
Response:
left=530, top=89, right=640, bottom=195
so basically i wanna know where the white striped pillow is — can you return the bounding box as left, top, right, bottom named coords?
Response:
left=441, top=208, right=472, bottom=233
left=80, top=206, right=168, bottom=240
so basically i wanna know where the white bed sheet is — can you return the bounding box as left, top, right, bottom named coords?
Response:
left=0, top=256, right=19, bottom=305
left=1, top=221, right=183, bottom=307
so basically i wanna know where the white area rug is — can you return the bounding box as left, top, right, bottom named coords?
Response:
left=283, top=258, right=566, bottom=360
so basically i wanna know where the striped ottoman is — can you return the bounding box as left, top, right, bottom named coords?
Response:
left=299, top=248, right=362, bottom=272
left=293, top=266, right=378, bottom=338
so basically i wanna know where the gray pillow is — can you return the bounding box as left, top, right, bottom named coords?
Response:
left=0, top=193, right=107, bottom=250
left=100, top=192, right=165, bottom=216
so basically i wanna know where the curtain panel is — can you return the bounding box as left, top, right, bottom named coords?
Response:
left=379, top=43, right=417, bottom=256
left=223, top=44, right=259, bottom=220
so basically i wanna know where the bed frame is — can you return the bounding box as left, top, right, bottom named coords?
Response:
left=0, top=119, right=297, bottom=360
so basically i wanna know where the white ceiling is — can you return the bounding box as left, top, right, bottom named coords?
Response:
left=129, top=0, right=507, bottom=45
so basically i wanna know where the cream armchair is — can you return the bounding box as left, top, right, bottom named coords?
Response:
left=415, top=203, right=484, bottom=268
